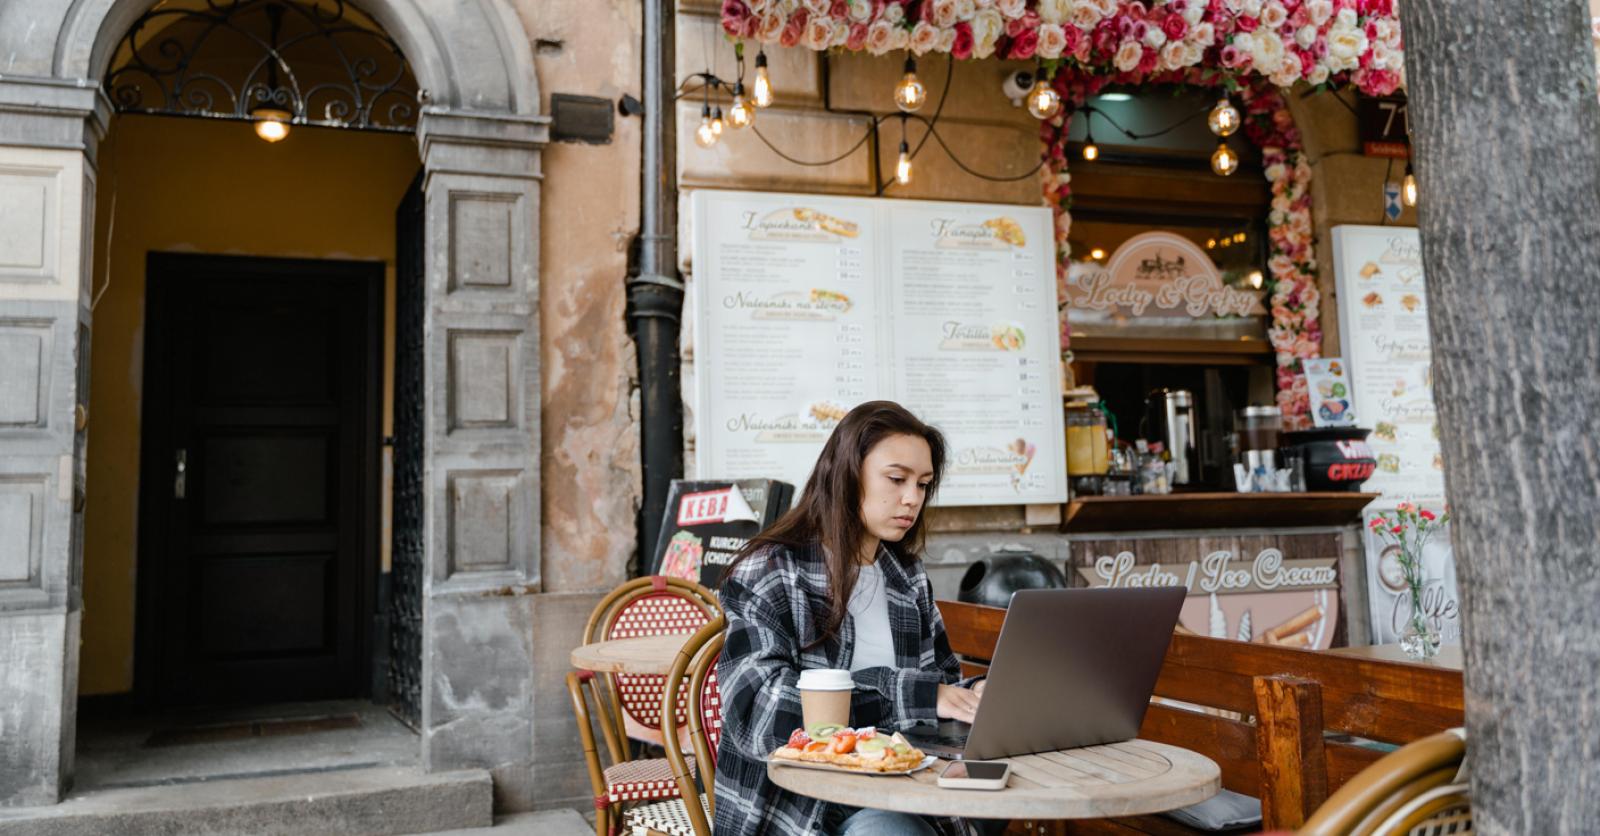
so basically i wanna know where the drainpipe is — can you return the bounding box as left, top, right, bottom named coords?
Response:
left=628, top=0, right=683, bottom=570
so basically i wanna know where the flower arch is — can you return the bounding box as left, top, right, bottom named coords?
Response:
left=721, top=0, right=1404, bottom=428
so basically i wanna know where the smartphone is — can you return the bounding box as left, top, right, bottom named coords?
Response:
left=936, top=759, right=1011, bottom=791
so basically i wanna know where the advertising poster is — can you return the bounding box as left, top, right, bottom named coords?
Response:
left=1332, top=225, right=1460, bottom=645
left=647, top=479, right=794, bottom=589
left=690, top=190, right=1067, bottom=506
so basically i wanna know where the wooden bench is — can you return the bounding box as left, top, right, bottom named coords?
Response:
left=936, top=600, right=1465, bottom=834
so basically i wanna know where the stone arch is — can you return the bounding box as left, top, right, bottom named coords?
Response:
left=46, top=0, right=539, bottom=116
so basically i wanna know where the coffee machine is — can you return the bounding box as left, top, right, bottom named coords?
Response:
left=1143, top=389, right=1200, bottom=487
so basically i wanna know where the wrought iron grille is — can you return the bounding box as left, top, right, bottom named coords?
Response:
left=388, top=174, right=426, bottom=728
left=106, top=0, right=418, bottom=132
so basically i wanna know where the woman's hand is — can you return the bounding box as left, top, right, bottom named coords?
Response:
left=936, top=683, right=982, bottom=724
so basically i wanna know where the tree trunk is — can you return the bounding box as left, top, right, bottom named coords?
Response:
left=1399, top=3, right=1600, bottom=832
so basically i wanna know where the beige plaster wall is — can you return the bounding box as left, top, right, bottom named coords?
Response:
left=511, top=0, right=644, bottom=593
left=81, top=115, right=418, bottom=695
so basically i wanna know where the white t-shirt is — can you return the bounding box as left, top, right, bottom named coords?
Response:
left=847, top=559, right=897, bottom=672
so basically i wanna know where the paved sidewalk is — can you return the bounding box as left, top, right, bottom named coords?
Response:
left=420, top=809, right=590, bottom=835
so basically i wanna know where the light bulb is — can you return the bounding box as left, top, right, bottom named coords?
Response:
left=251, top=107, right=291, bottom=143
left=895, top=141, right=913, bottom=185
left=894, top=57, right=926, bottom=112
left=728, top=85, right=754, bottom=129
left=711, top=106, right=724, bottom=136
left=1247, top=270, right=1264, bottom=289
left=1082, top=142, right=1099, bottom=162
left=1402, top=163, right=1418, bottom=207
left=1211, top=140, right=1238, bottom=176
left=752, top=51, right=774, bottom=108
left=694, top=106, right=718, bottom=148
left=1089, top=248, right=1106, bottom=260
left=1026, top=78, right=1061, bottom=120
left=1208, top=97, right=1240, bottom=137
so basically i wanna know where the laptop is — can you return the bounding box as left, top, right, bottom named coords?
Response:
left=903, top=586, right=1186, bottom=761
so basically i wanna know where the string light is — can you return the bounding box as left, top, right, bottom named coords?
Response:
left=752, top=50, right=774, bottom=108
left=1211, top=139, right=1238, bottom=176
left=1026, top=75, right=1061, bottom=120
left=728, top=83, right=754, bottom=129
left=1247, top=270, right=1264, bottom=289
left=895, top=115, right=913, bottom=185
left=894, top=56, right=927, bottom=112
left=711, top=106, right=725, bottom=137
left=1081, top=111, right=1099, bottom=161
left=1207, top=96, right=1241, bottom=137
left=1089, top=247, right=1106, bottom=260
left=1402, top=160, right=1418, bottom=207
left=694, top=103, right=718, bottom=148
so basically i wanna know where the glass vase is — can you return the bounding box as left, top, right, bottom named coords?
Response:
left=1398, top=579, right=1440, bottom=660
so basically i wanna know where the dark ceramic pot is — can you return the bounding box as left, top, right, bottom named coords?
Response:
left=1284, top=427, right=1378, bottom=492
left=957, top=552, right=1067, bottom=609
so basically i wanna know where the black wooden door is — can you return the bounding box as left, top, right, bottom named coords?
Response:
left=139, top=254, right=381, bottom=706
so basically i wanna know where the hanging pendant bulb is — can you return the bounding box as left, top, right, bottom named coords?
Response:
left=694, top=104, right=718, bottom=148
left=1211, top=140, right=1239, bottom=176
left=752, top=50, right=774, bottom=108
left=711, top=106, right=725, bottom=137
left=728, top=83, right=754, bottom=129
left=895, top=140, right=913, bottom=185
left=251, top=106, right=291, bottom=143
left=1402, top=161, right=1418, bottom=207
left=1208, top=96, right=1241, bottom=137
left=1026, top=78, right=1062, bottom=120
left=894, top=56, right=926, bottom=112
left=1080, top=112, right=1099, bottom=161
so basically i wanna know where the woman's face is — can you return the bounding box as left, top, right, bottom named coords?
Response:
left=858, top=433, right=935, bottom=548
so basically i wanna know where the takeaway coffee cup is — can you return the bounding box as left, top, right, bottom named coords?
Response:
left=797, top=668, right=853, bottom=729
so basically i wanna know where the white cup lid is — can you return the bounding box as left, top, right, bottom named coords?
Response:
left=797, top=668, right=854, bottom=691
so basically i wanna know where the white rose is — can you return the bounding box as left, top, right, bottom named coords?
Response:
left=971, top=9, right=1005, bottom=58
left=1037, top=0, right=1072, bottom=24
left=1160, top=41, right=1189, bottom=70
left=1143, top=25, right=1167, bottom=49
left=956, top=0, right=979, bottom=22
left=1185, top=42, right=1205, bottom=65
left=1073, top=3, right=1104, bottom=28
left=1037, top=23, right=1069, bottom=58
left=757, top=11, right=785, bottom=43
left=932, top=0, right=958, bottom=27
left=1261, top=2, right=1288, bottom=29
left=778, top=0, right=799, bottom=12
left=1371, top=39, right=1394, bottom=70
left=1335, top=7, right=1357, bottom=28
left=1270, top=50, right=1302, bottom=86
left=1184, top=1, right=1205, bottom=25
left=848, top=0, right=873, bottom=23
left=1375, top=19, right=1397, bottom=42
left=1232, top=32, right=1258, bottom=54
left=1092, top=0, right=1118, bottom=16
left=885, top=2, right=905, bottom=23
left=804, top=16, right=834, bottom=49
left=747, top=0, right=772, bottom=13
left=866, top=19, right=896, bottom=54
left=1326, top=26, right=1367, bottom=68
left=832, top=18, right=852, bottom=46
left=937, top=26, right=958, bottom=51
left=1192, top=21, right=1215, bottom=45
left=890, top=25, right=910, bottom=49
left=1224, top=0, right=1246, bottom=12
left=1294, top=24, right=1317, bottom=49
left=978, top=0, right=996, bottom=8
left=1251, top=31, right=1285, bottom=73
left=1241, top=0, right=1264, bottom=17
left=910, top=20, right=941, bottom=54
left=1114, top=40, right=1144, bottom=72
left=804, top=0, right=830, bottom=15
left=998, top=0, right=1027, bottom=19
left=1307, top=62, right=1331, bottom=86
left=1307, top=0, right=1333, bottom=25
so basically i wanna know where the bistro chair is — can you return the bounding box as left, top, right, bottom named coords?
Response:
left=623, top=615, right=726, bottom=836
left=568, top=576, right=720, bottom=836
left=1298, top=729, right=1470, bottom=836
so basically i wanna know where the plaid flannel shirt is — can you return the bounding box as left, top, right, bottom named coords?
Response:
left=713, top=541, right=977, bottom=836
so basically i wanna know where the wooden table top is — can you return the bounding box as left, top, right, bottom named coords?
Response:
left=570, top=633, right=696, bottom=675
left=767, top=739, right=1219, bottom=820
left=1325, top=642, right=1464, bottom=671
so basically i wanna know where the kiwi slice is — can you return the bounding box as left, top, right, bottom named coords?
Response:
left=857, top=737, right=889, bottom=753
left=805, top=723, right=844, bottom=741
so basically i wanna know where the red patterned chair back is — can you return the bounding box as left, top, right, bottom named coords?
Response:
left=692, top=640, right=724, bottom=768
left=602, top=581, right=718, bottom=731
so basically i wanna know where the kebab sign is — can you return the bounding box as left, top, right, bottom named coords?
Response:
left=1077, top=546, right=1341, bottom=649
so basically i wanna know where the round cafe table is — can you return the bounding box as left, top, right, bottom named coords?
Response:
left=570, top=633, right=696, bottom=675
left=767, top=739, right=1219, bottom=820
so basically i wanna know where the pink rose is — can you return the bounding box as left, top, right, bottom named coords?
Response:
left=1006, top=10, right=1039, bottom=37
left=846, top=21, right=870, bottom=49
left=952, top=21, right=975, bottom=58
left=1006, top=27, right=1039, bottom=59
left=1220, top=44, right=1249, bottom=67
left=1162, top=14, right=1188, bottom=40
left=780, top=11, right=807, bottom=46
left=722, top=0, right=754, bottom=37
left=1237, top=14, right=1259, bottom=32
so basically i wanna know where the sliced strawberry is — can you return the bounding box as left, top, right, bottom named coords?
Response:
left=786, top=728, right=811, bottom=749
left=829, top=731, right=857, bottom=754
left=803, top=740, right=830, bottom=753
left=855, top=727, right=877, bottom=740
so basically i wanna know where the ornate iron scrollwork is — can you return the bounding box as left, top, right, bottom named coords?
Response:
left=106, top=0, right=418, bottom=132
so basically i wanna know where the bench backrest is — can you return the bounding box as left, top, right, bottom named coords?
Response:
left=935, top=599, right=1465, bottom=830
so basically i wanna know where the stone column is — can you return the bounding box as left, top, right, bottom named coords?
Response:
left=415, top=109, right=549, bottom=809
left=0, top=78, right=108, bottom=807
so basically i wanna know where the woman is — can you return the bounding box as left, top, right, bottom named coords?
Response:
left=714, top=401, right=985, bottom=836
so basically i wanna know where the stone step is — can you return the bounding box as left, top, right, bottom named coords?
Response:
left=0, top=766, right=493, bottom=836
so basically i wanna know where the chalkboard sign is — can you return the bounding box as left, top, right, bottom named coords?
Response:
left=647, top=479, right=794, bottom=589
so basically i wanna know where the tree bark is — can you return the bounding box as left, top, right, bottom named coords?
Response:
left=1399, top=3, right=1600, bottom=832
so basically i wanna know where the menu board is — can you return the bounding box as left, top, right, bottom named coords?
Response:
left=690, top=190, right=1066, bottom=506
left=1331, top=225, right=1460, bottom=645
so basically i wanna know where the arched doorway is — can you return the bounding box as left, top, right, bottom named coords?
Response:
left=0, top=0, right=545, bottom=807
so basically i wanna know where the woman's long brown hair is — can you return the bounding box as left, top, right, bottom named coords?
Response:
left=728, top=400, right=947, bottom=648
